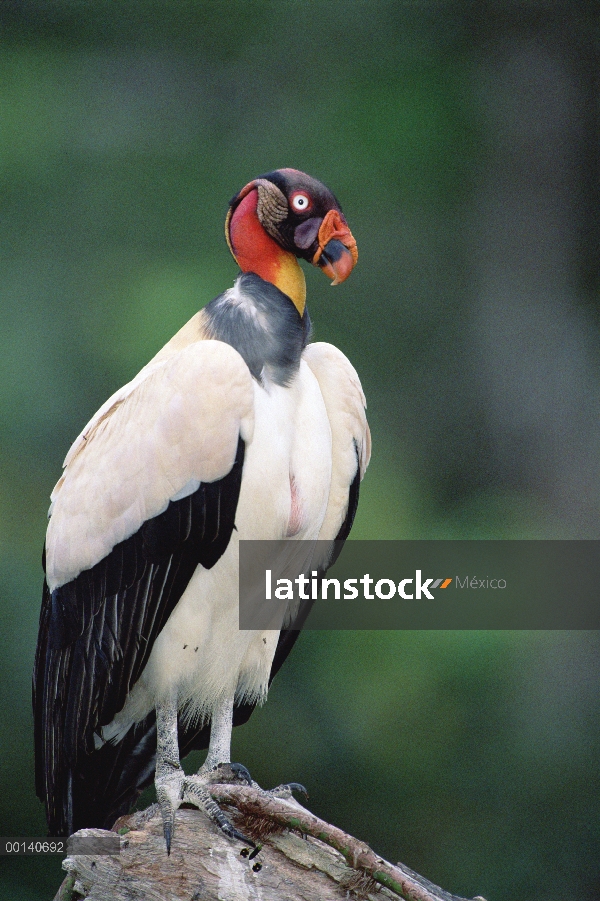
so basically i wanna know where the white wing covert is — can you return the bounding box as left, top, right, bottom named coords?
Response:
left=46, top=340, right=254, bottom=591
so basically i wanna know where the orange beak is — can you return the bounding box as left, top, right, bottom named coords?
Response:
left=312, top=209, right=358, bottom=285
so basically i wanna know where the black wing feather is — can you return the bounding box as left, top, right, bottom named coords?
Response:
left=33, top=437, right=245, bottom=835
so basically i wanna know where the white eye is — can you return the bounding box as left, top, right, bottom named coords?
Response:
left=290, top=192, right=311, bottom=212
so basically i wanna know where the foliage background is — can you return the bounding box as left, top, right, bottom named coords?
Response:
left=1, top=2, right=599, bottom=899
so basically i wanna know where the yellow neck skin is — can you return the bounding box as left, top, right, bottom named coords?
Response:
left=271, top=253, right=306, bottom=317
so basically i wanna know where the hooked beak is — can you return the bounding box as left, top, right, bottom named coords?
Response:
left=312, top=209, right=358, bottom=285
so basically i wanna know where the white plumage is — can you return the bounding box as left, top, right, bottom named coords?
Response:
left=51, top=335, right=367, bottom=738
left=46, top=341, right=255, bottom=591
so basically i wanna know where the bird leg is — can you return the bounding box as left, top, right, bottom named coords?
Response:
left=155, top=692, right=306, bottom=853
left=199, top=693, right=234, bottom=771
left=182, top=694, right=255, bottom=845
left=155, top=692, right=254, bottom=853
left=155, top=692, right=185, bottom=854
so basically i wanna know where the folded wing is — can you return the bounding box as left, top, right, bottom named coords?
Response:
left=34, top=340, right=254, bottom=834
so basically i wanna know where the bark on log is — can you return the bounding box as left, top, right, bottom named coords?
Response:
left=53, top=786, right=487, bottom=901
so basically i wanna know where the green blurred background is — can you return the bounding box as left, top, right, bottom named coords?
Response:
left=1, top=2, right=599, bottom=899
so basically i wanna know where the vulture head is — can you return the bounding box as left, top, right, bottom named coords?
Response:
left=225, top=169, right=358, bottom=305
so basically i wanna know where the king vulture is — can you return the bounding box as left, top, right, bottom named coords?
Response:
left=34, top=168, right=371, bottom=850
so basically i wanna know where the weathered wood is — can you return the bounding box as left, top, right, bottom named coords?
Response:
left=53, top=787, right=487, bottom=901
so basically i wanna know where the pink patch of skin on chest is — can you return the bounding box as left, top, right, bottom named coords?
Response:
left=286, top=475, right=304, bottom=537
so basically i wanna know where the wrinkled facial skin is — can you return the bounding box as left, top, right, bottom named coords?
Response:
left=228, top=168, right=358, bottom=286
left=257, top=168, right=344, bottom=263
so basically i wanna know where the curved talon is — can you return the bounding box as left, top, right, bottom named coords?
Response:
left=225, top=763, right=252, bottom=785
left=207, top=761, right=253, bottom=785
left=224, top=822, right=256, bottom=847
left=155, top=763, right=185, bottom=854
left=284, top=782, right=308, bottom=797
left=270, top=781, right=308, bottom=799
left=203, top=789, right=255, bottom=847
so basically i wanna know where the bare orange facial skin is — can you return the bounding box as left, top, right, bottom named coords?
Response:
left=312, top=209, right=358, bottom=285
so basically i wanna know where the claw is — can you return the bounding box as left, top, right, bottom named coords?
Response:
left=223, top=822, right=257, bottom=847
left=155, top=764, right=184, bottom=854
left=270, top=781, right=308, bottom=799
left=228, top=762, right=253, bottom=785
left=211, top=762, right=252, bottom=785
left=285, top=782, right=308, bottom=797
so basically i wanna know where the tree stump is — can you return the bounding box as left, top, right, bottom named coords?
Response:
left=53, top=785, right=487, bottom=901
